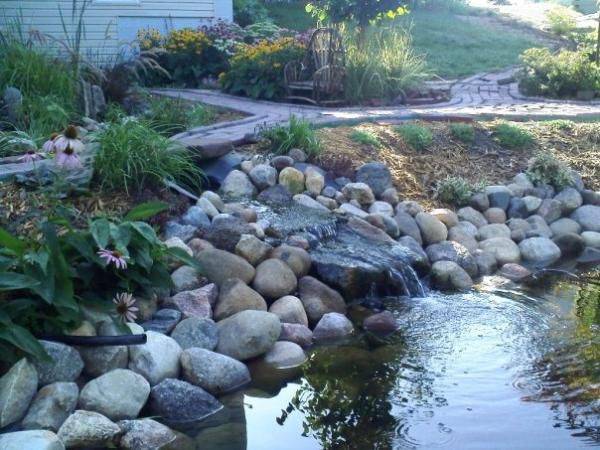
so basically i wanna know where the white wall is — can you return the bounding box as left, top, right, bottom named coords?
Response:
left=0, top=0, right=232, bottom=63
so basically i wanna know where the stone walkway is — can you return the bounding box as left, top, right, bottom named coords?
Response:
left=152, top=68, right=600, bottom=146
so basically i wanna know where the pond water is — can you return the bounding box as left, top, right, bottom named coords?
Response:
left=181, top=276, right=600, bottom=450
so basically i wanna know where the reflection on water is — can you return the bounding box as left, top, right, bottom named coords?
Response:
left=187, top=275, right=600, bottom=450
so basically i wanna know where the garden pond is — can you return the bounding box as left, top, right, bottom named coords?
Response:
left=179, top=275, right=600, bottom=450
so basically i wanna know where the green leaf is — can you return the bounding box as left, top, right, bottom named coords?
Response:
left=166, top=247, right=202, bottom=272
left=90, top=219, right=111, bottom=249
left=0, top=273, right=40, bottom=291
left=110, top=223, right=132, bottom=250
left=0, top=228, right=26, bottom=255
left=24, top=251, right=49, bottom=275
left=0, top=322, right=50, bottom=362
left=130, top=222, right=159, bottom=244
left=125, top=202, right=169, bottom=221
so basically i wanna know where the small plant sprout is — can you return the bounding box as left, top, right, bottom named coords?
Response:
left=98, top=248, right=129, bottom=270
left=113, top=293, right=139, bottom=323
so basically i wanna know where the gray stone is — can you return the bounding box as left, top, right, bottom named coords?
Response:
left=171, top=317, right=218, bottom=351
left=507, top=197, right=529, bottom=219
left=171, top=265, right=203, bottom=293
left=363, top=311, right=399, bottom=336
left=57, top=410, right=120, bottom=448
left=23, top=382, right=78, bottom=432
left=128, top=331, right=182, bottom=385
left=396, top=200, right=424, bottom=216
left=187, top=238, right=214, bottom=256
left=253, top=258, right=297, bottom=299
left=571, top=205, right=600, bottom=232
left=483, top=207, right=507, bottom=224
left=415, top=212, right=448, bottom=245
left=181, top=348, right=250, bottom=395
left=257, top=184, right=292, bottom=205
left=537, top=199, right=562, bottom=224
left=269, top=296, right=308, bottom=326
left=581, top=189, right=600, bottom=205
left=431, top=261, right=473, bottom=291
left=181, top=207, right=211, bottom=230
left=522, top=196, right=543, bottom=214
left=163, top=221, right=196, bottom=242
left=469, top=192, right=489, bottom=212
left=338, top=202, right=368, bottom=218
left=457, top=207, right=488, bottom=228
left=278, top=167, right=305, bottom=194
left=570, top=170, right=585, bottom=191
left=288, top=148, right=307, bottom=163
left=235, top=234, right=272, bottom=266
left=479, top=237, right=521, bottom=265
left=271, top=155, right=294, bottom=171
left=249, top=164, right=277, bottom=190
left=118, top=418, right=176, bottom=450
left=322, top=186, right=338, bottom=198
left=293, top=193, right=330, bottom=212
left=425, top=240, right=478, bottom=277
left=313, top=313, right=354, bottom=342
left=552, top=233, right=585, bottom=257
left=396, top=236, right=431, bottom=274
left=355, top=162, right=392, bottom=197
left=34, top=341, right=83, bottom=386
left=0, top=430, right=64, bottom=450
left=271, top=245, right=311, bottom=278
left=448, top=226, right=478, bottom=253
left=498, top=263, right=532, bottom=282
left=195, top=248, right=255, bottom=286
left=478, top=224, right=511, bottom=241
left=216, top=310, right=281, bottom=360
left=215, top=278, right=267, bottom=320
left=263, top=341, right=306, bottom=369
left=317, top=195, right=338, bottom=210
left=582, top=231, right=600, bottom=248
left=554, top=188, right=583, bottom=214
left=519, top=237, right=561, bottom=267
left=342, top=182, right=375, bottom=206
left=526, top=215, right=553, bottom=238
left=201, top=191, right=225, bottom=213
left=381, top=187, right=400, bottom=206
left=507, top=183, right=525, bottom=197
left=79, top=369, right=150, bottom=421
left=369, top=201, right=394, bottom=216
left=197, top=197, right=220, bottom=219
left=0, top=359, right=38, bottom=428
left=298, top=276, right=347, bottom=325
left=279, top=323, right=313, bottom=348
left=220, top=170, right=257, bottom=199
left=149, top=378, right=223, bottom=424
left=578, top=247, right=600, bottom=264
left=513, top=173, right=534, bottom=189
left=429, top=208, right=459, bottom=228
left=164, top=286, right=215, bottom=320
left=455, top=221, right=479, bottom=238
left=550, top=218, right=582, bottom=236
left=141, top=308, right=182, bottom=334
left=203, top=214, right=254, bottom=253
left=78, top=342, right=128, bottom=378
left=473, top=249, right=497, bottom=276
left=347, top=216, right=396, bottom=244
left=508, top=218, right=531, bottom=234
left=486, top=185, right=512, bottom=210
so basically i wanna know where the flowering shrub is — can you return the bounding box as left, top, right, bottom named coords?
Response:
left=220, top=37, right=305, bottom=99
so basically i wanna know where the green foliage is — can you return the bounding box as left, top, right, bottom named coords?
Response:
left=0, top=207, right=197, bottom=364
left=343, top=26, right=431, bottom=104
left=143, top=96, right=215, bottom=136
left=351, top=129, right=382, bottom=147
left=264, top=2, right=316, bottom=31
left=92, top=118, right=202, bottom=194
left=526, top=152, right=574, bottom=189
left=395, top=123, right=433, bottom=151
left=544, top=119, right=576, bottom=131
left=0, top=131, right=38, bottom=157
left=433, top=175, right=485, bottom=207
left=234, top=0, right=270, bottom=27
left=545, top=6, right=578, bottom=36
left=306, top=0, right=409, bottom=29
left=519, top=47, right=600, bottom=99
left=260, top=115, right=322, bottom=157
left=449, top=123, right=475, bottom=143
left=493, top=122, right=534, bottom=149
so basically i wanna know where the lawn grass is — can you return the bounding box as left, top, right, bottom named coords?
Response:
left=264, top=2, right=315, bottom=31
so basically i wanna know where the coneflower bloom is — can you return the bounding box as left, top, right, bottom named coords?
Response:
left=56, top=145, right=82, bottom=170
left=42, top=133, right=59, bottom=153
left=112, top=293, right=139, bottom=322
left=97, top=248, right=128, bottom=269
left=18, top=149, right=44, bottom=163
left=54, top=125, right=84, bottom=153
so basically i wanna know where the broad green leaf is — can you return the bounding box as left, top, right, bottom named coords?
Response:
left=0, top=322, right=50, bottom=362
left=0, top=228, right=26, bottom=255
left=42, top=223, right=77, bottom=313
left=166, top=247, right=202, bottom=273
left=130, top=222, right=159, bottom=244
left=24, top=251, right=49, bottom=275
left=125, top=202, right=169, bottom=221
left=90, top=219, right=111, bottom=249
left=0, top=273, right=39, bottom=291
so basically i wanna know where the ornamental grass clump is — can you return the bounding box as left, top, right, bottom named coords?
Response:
left=449, top=123, right=475, bottom=143
left=395, top=123, right=433, bottom=151
left=351, top=129, right=382, bottom=148
left=92, top=118, right=202, bottom=194
left=493, top=122, right=534, bottom=149
left=260, top=115, right=322, bottom=157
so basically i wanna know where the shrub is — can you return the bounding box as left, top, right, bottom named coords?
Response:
left=220, top=37, right=305, bottom=99
left=92, top=118, right=202, bottom=193
left=433, top=176, right=485, bottom=207
left=493, top=122, right=534, bottom=149
left=143, top=96, right=214, bottom=136
left=351, top=129, right=382, bottom=147
left=234, top=0, right=270, bottom=27
left=526, top=152, right=573, bottom=189
left=545, top=6, right=577, bottom=36
left=260, top=115, right=322, bottom=157
left=449, top=123, right=475, bottom=143
left=396, top=123, right=433, bottom=151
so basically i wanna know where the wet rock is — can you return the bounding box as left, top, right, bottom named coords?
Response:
left=394, top=212, right=423, bottom=244
left=396, top=236, right=431, bottom=274
left=195, top=248, right=256, bottom=286
left=298, top=276, right=347, bottom=324
left=278, top=167, right=305, bottom=194
left=448, top=226, right=478, bottom=253
left=271, top=155, right=294, bottom=171
left=164, top=285, right=216, bottom=320
left=203, top=214, right=254, bottom=252
left=263, top=342, right=306, bottom=369
left=498, top=263, right=531, bottom=282
left=425, top=241, right=478, bottom=277
left=216, top=311, right=281, bottom=361
left=577, top=247, right=600, bottom=264
left=249, top=164, right=277, bottom=190
left=355, top=162, right=392, bottom=197
left=170, top=317, right=218, bottom=351
left=196, top=197, right=220, bottom=219
left=34, top=341, right=83, bottom=386
left=339, top=202, right=368, bottom=218
left=507, top=197, right=528, bottom=219
left=522, top=196, right=543, bottom=214
left=537, top=199, right=562, bottom=224
left=478, top=223, right=511, bottom=241
left=571, top=205, right=600, bottom=232
left=171, top=265, right=204, bottom=293
left=415, top=212, right=448, bottom=245
left=269, top=296, right=308, bottom=326
left=550, top=218, right=581, bottom=236
left=57, top=410, right=120, bottom=448
left=257, top=184, right=292, bottom=205
left=473, top=249, right=498, bottom=276
left=518, top=237, right=561, bottom=267
left=431, top=261, right=473, bottom=291
left=362, top=311, right=399, bottom=336
left=215, top=278, right=267, bottom=320
left=305, top=168, right=325, bottom=196
left=483, top=207, right=506, bottom=224
left=253, top=259, right=297, bottom=299
left=553, top=233, right=585, bottom=257
left=181, top=207, right=211, bottom=230
left=149, top=379, right=223, bottom=424
left=128, top=331, right=182, bottom=385
left=429, top=208, right=459, bottom=228
left=278, top=323, right=313, bottom=348
left=485, top=185, right=512, bottom=210
left=526, top=215, right=553, bottom=238
left=235, top=234, right=272, bottom=266
left=118, top=418, right=176, bottom=450
left=554, top=188, right=583, bottom=214
left=313, top=313, right=354, bottom=342
left=0, top=359, right=38, bottom=428
left=181, top=348, right=250, bottom=395
left=220, top=170, right=257, bottom=199
left=22, top=382, right=78, bottom=432
left=347, top=216, right=395, bottom=244
left=396, top=201, right=423, bottom=216
left=141, top=308, right=182, bottom=334
left=582, top=231, right=600, bottom=248
left=293, top=193, right=330, bottom=212
left=342, top=182, right=375, bottom=206
left=457, top=207, right=488, bottom=228
left=479, top=237, right=521, bottom=265
left=381, top=187, right=400, bottom=206
left=469, top=192, right=489, bottom=212
left=79, top=369, right=150, bottom=421
left=0, top=430, right=64, bottom=450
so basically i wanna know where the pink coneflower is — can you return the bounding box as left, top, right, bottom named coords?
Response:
left=97, top=248, right=128, bottom=269
left=18, top=149, right=43, bottom=163
left=54, top=125, right=84, bottom=153
left=112, top=293, right=138, bottom=322
left=42, top=133, right=59, bottom=153
left=56, top=146, right=82, bottom=170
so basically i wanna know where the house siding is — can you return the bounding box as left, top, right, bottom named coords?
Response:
left=0, top=0, right=232, bottom=63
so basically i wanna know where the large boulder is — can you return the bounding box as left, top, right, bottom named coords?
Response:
left=181, top=348, right=251, bottom=395
left=128, top=331, right=182, bottom=385
left=118, top=419, right=176, bottom=450
left=313, top=313, right=354, bottom=342
left=269, top=296, right=308, bottom=326
left=195, top=248, right=255, bottom=286
left=214, top=278, right=267, bottom=320
left=216, top=310, right=281, bottom=361
left=355, top=162, right=392, bottom=197
left=298, top=276, right=347, bottom=324
left=430, top=261, right=473, bottom=291
left=220, top=170, right=257, bottom=199
left=271, top=245, right=312, bottom=278
left=263, top=342, right=307, bottom=369
left=79, top=369, right=150, bottom=421
left=57, top=410, right=120, bottom=448
left=0, top=430, right=64, bottom=450
left=425, top=241, right=478, bottom=277
left=571, top=205, right=600, bottom=232
left=252, top=259, right=297, bottom=299
left=518, top=237, right=561, bottom=267
left=0, top=359, right=39, bottom=428
left=479, top=237, right=521, bottom=265
left=34, top=341, right=83, bottom=386
left=22, top=382, right=78, bottom=432
left=170, top=317, right=218, bottom=351
left=278, top=167, right=305, bottom=194
left=415, top=212, right=448, bottom=245
left=342, top=182, right=376, bottom=206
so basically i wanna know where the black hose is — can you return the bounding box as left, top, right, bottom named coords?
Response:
left=39, top=334, right=147, bottom=347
